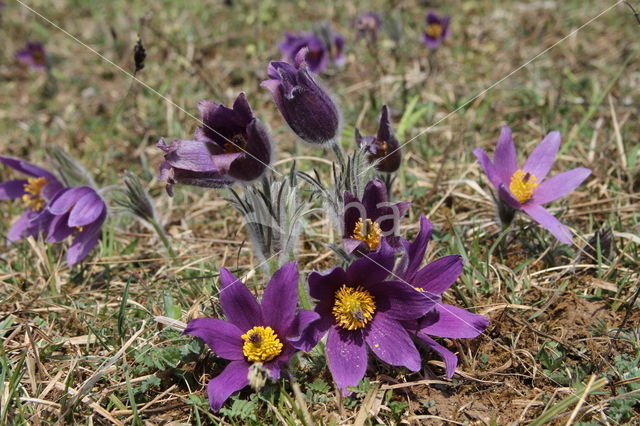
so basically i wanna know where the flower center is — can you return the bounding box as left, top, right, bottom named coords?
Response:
left=223, top=133, right=247, bottom=154
left=425, top=23, right=443, bottom=39
left=509, top=169, right=538, bottom=203
left=351, top=218, right=382, bottom=250
left=21, top=177, right=49, bottom=211
left=332, top=285, right=376, bottom=330
left=241, top=326, right=283, bottom=363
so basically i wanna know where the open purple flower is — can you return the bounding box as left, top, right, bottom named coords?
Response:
left=422, top=11, right=450, bottom=49
left=398, top=216, right=489, bottom=377
left=279, top=25, right=345, bottom=73
left=0, top=156, right=64, bottom=242
left=262, top=51, right=340, bottom=145
left=473, top=126, right=591, bottom=244
left=294, top=244, right=440, bottom=394
left=184, top=262, right=318, bottom=412
left=355, top=105, right=401, bottom=173
left=343, top=178, right=410, bottom=254
left=354, top=12, right=382, bottom=43
left=157, top=93, right=272, bottom=195
left=46, top=186, right=107, bottom=267
left=15, top=42, right=48, bottom=71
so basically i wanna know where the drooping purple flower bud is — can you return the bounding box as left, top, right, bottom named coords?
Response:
left=262, top=52, right=341, bottom=145
left=15, top=42, right=48, bottom=71
left=422, top=11, right=451, bottom=49
left=354, top=12, right=382, bottom=43
left=355, top=105, right=401, bottom=173
left=157, top=93, right=273, bottom=195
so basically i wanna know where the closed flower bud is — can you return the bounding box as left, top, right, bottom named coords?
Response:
left=355, top=105, right=401, bottom=173
left=262, top=51, right=341, bottom=145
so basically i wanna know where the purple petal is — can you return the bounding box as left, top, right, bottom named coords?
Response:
left=46, top=213, right=74, bottom=242
left=493, top=126, right=517, bottom=184
left=68, top=190, right=105, bottom=227
left=7, top=211, right=32, bottom=242
left=362, top=179, right=388, bottom=215
left=261, top=261, right=299, bottom=336
left=163, top=139, right=219, bottom=172
left=498, top=184, right=523, bottom=209
left=368, top=280, right=439, bottom=320
left=184, top=318, right=244, bottom=361
left=48, top=187, right=93, bottom=215
left=67, top=211, right=105, bottom=266
left=521, top=204, right=573, bottom=244
left=207, top=360, right=250, bottom=412
left=414, top=332, right=458, bottom=378
left=227, top=119, right=273, bottom=182
left=412, top=255, right=463, bottom=295
left=472, top=148, right=501, bottom=189
left=0, top=156, right=56, bottom=180
left=347, top=241, right=395, bottom=287
left=400, top=215, right=433, bottom=280
left=326, top=326, right=368, bottom=395
left=532, top=168, right=591, bottom=205
left=523, top=131, right=561, bottom=180
left=290, top=310, right=331, bottom=352
left=218, top=268, right=263, bottom=332
left=210, top=153, right=242, bottom=175
left=420, top=304, right=489, bottom=338
left=308, top=266, right=346, bottom=302
left=0, top=180, right=27, bottom=200
left=365, top=312, right=420, bottom=371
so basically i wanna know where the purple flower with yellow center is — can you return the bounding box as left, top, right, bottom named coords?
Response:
left=15, top=42, right=48, bottom=71
left=398, top=216, right=489, bottom=377
left=422, top=11, right=450, bottom=49
left=473, top=126, right=591, bottom=244
left=355, top=105, right=401, bottom=173
left=343, top=178, right=410, bottom=254
left=157, top=93, right=273, bottom=195
left=354, top=12, right=382, bottom=43
left=294, top=243, right=440, bottom=394
left=0, top=156, right=64, bottom=242
left=46, top=186, right=107, bottom=267
left=262, top=51, right=341, bottom=145
left=184, top=262, right=318, bottom=412
left=279, top=25, right=345, bottom=74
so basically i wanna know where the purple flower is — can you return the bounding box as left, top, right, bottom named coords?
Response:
left=15, top=42, right=48, bottom=71
left=473, top=126, right=591, bottom=244
left=0, top=156, right=64, bottom=242
left=278, top=26, right=345, bottom=73
left=157, top=93, right=273, bottom=195
left=46, top=186, right=107, bottom=267
left=343, top=178, right=410, bottom=255
left=294, top=244, right=440, bottom=394
left=184, top=262, right=318, bottom=412
left=355, top=105, right=401, bottom=173
left=262, top=53, right=340, bottom=145
left=422, top=11, right=450, bottom=49
left=354, top=12, right=382, bottom=43
left=398, top=216, right=489, bottom=377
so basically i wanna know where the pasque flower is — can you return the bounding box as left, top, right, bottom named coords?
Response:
left=473, top=126, right=591, bottom=243
left=343, top=178, right=410, bottom=254
left=279, top=25, right=345, bottom=74
left=398, top=216, right=489, bottom=377
left=184, top=262, right=318, bottom=412
left=157, top=93, right=273, bottom=194
left=422, top=11, right=450, bottom=49
left=15, top=42, right=48, bottom=71
left=354, top=12, right=382, bottom=43
left=262, top=51, right=340, bottom=145
left=0, top=156, right=64, bottom=242
left=46, top=186, right=107, bottom=267
left=355, top=105, right=401, bottom=173
left=294, top=243, right=440, bottom=394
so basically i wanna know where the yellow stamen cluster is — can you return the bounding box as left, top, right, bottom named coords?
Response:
left=509, top=169, right=538, bottom=203
left=351, top=218, right=382, bottom=251
left=425, top=23, right=443, bottom=38
left=21, top=177, right=49, bottom=211
left=241, top=326, right=283, bottom=363
left=332, top=285, right=376, bottom=330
